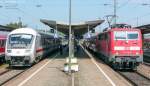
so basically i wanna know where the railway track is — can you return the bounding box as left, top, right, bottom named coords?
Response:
left=118, top=71, right=150, bottom=86
left=143, top=62, right=150, bottom=67
left=0, top=68, right=27, bottom=85
left=0, top=69, right=11, bottom=76
left=143, top=55, right=150, bottom=63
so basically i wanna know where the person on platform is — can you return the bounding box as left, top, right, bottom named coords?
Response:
left=59, top=44, right=63, bottom=55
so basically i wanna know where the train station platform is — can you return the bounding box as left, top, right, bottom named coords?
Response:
left=3, top=47, right=130, bottom=86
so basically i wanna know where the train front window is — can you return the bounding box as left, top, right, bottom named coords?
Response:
left=114, top=31, right=126, bottom=40
left=114, top=31, right=139, bottom=40
left=127, top=32, right=138, bottom=39
left=9, top=34, right=33, bottom=49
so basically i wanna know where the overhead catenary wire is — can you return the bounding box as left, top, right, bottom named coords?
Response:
left=118, top=0, right=131, bottom=9
left=117, top=0, right=150, bottom=26
left=125, top=11, right=150, bottom=26
left=0, top=6, right=20, bottom=24
left=0, top=1, right=42, bottom=27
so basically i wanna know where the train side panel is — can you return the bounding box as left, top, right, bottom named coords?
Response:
left=96, top=32, right=111, bottom=62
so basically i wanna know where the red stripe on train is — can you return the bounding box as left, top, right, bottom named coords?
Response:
left=36, top=48, right=44, bottom=53
left=0, top=48, right=5, bottom=53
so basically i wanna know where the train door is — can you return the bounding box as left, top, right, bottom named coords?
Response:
left=97, top=34, right=101, bottom=52
left=0, top=40, right=2, bottom=54
left=0, top=39, right=5, bottom=62
left=35, top=36, right=41, bottom=62
left=0, top=40, right=5, bottom=53
left=105, top=33, right=109, bottom=57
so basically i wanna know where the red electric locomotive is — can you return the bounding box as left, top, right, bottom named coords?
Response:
left=95, top=24, right=143, bottom=70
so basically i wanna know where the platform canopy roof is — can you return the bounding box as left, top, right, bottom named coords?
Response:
left=40, top=19, right=104, bottom=36
left=136, top=24, right=150, bottom=34
left=0, top=25, right=14, bottom=31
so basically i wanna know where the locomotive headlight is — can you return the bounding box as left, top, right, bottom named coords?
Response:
left=116, top=52, right=119, bottom=55
left=136, top=52, right=139, bottom=55
left=7, top=50, right=11, bottom=53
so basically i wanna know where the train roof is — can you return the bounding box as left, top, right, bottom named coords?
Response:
left=8, top=28, right=54, bottom=38
left=109, top=28, right=141, bottom=31
left=104, top=28, right=140, bottom=32
left=98, top=28, right=141, bottom=35
left=9, top=28, right=38, bottom=35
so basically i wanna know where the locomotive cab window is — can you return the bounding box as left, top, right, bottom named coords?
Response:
left=114, top=31, right=126, bottom=40
left=8, top=34, right=34, bottom=49
left=114, top=31, right=139, bottom=40
left=127, top=32, right=138, bottom=39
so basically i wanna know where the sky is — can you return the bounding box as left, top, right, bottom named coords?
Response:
left=0, top=0, right=150, bottom=32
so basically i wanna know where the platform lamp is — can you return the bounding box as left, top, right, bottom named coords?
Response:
left=64, top=0, right=78, bottom=73
left=68, top=0, right=72, bottom=73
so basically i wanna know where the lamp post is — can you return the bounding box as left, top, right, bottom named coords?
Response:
left=64, top=0, right=78, bottom=73
left=68, top=0, right=72, bottom=73
left=114, top=0, right=117, bottom=25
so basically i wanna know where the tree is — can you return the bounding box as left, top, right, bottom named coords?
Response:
left=6, top=21, right=27, bottom=29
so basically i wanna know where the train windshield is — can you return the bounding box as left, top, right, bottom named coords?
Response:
left=114, top=31, right=138, bottom=40
left=114, top=31, right=126, bottom=40
left=127, top=32, right=138, bottom=39
left=8, top=34, right=34, bottom=49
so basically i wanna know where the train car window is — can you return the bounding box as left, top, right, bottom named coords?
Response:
left=98, top=34, right=106, bottom=40
left=144, top=33, right=150, bottom=39
left=0, top=40, right=1, bottom=47
left=36, top=36, right=40, bottom=47
left=40, top=38, right=42, bottom=46
left=41, top=36, right=44, bottom=45
left=44, top=38, right=46, bottom=45
left=42, top=39, right=44, bottom=45
left=101, top=34, right=105, bottom=40
left=105, top=34, right=108, bottom=40
left=98, top=34, right=101, bottom=40
left=3, top=40, right=6, bottom=47
left=1, top=40, right=2, bottom=47
left=1, top=40, right=4, bottom=47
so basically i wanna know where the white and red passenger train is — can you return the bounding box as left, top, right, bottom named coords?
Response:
left=85, top=24, right=143, bottom=70
left=5, top=28, right=60, bottom=67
